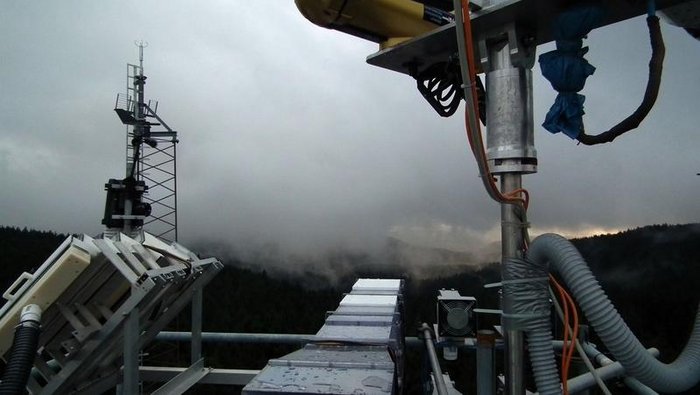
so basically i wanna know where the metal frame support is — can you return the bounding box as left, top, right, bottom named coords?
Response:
left=152, top=358, right=211, bottom=395
left=191, top=287, right=203, bottom=365
left=19, top=234, right=222, bottom=395
left=122, top=307, right=141, bottom=395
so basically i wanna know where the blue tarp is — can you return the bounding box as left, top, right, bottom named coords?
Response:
left=539, top=6, right=604, bottom=139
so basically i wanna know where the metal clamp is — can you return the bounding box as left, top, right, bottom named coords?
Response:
left=477, top=22, right=536, bottom=72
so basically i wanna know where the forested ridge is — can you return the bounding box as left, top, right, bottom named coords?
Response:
left=0, top=224, right=698, bottom=394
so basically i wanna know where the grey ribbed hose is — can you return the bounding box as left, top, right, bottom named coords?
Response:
left=528, top=233, right=700, bottom=393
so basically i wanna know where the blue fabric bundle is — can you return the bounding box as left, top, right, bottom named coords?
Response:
left=539, top=6, right=604, bottom=139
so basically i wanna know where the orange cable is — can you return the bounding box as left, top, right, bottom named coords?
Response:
left=507, top=188, right=530, bottom=210
left=563, top=284, right=580, bottom=374
left=459, top=0, right=528, bottom=209
left=550, top=274, right=582, bottom=395
left=552, top=276, right=571, bottom=394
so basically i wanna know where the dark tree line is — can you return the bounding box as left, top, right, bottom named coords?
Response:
left=0, top=226, right=68, bottom=308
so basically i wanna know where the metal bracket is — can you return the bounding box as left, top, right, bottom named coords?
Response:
left=478, top=22, right=536, bottom=72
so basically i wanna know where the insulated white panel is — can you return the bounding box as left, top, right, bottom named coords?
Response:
left=352, top=279, right=401, bottom=292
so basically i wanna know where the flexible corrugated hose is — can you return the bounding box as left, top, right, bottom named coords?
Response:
left=0, top=305, right=42, bottom=395
left=527, top=234, right=700, bottom=393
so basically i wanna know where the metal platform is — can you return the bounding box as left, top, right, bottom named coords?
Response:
left=367, top=0, right=691, bottom=76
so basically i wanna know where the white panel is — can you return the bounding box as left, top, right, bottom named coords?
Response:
left=339, top=294, right=397, bottom=307
left=352, top=279, right=401, bottom=292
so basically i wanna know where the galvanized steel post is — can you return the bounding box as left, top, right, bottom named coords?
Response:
left=477, top=329, right=497, bottom=395
left=485, top=31, right=536, bottom=395
left=122, top=308, right=140, bottom=395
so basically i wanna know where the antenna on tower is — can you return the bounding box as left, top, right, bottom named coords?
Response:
left=135, top=40, right=148, bottom=75
left=109, top=42, right=180, bottom=242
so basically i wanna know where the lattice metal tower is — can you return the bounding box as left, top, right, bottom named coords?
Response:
left=114, top=42, right=179, bottom=241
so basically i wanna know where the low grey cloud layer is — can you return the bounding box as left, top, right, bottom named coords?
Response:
left=1, top=1, right=699, bottom=258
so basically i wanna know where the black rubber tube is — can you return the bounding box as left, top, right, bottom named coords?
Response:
left=0, top=323, right=41, bottom=395
left=577, top=16, right=665, bottom=145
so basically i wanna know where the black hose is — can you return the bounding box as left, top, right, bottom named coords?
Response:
left=415, top=61, right=464, bottom=117
left=414, top=58, right=487, bottom=123
left=577, top=16, right=665, bottom=145
left=0, top=322, right=41, bottom=395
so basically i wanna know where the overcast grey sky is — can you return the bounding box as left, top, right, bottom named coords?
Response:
left=1, top=1, right=698, bottom=256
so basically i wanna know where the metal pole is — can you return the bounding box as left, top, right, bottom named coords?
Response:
left=125, top=63, right=131, bottom=178
left=123, top=50, right=148, bottom=236
left=579, top=342, right=659, bottom=395
left=138, top=41, right=145, bottom=74
left=485, top=36, right=536, bottom=395
left=501, top=173, right=526, bottom=395
left=123, top=307, right=140, bottom=395
left=477, top=329, right=497, bottom=395
left=155, top=331, right=501, bottom=350
left=191, top=287, right=203, bottom=365
left=133, top=44, right=146, bottom=185
left=420, top=323, right=448, bottom=395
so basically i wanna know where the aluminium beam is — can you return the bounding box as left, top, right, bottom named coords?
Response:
left=140, top=366, right=260, bottom=386
left=151, top=358, right=211, bottom=395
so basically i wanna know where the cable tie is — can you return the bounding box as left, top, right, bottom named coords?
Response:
left=501, top=312, right=550, bottom=320
left=501, top=276, right=549, bottom=285
left=501, top=221, right=530, bottom=228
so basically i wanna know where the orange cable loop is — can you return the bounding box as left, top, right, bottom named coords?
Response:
left=459, top=0, right=528, bottom=209
left=563, top=284, right=580, bottom=378
left=552, top=277, right=571, bottom=394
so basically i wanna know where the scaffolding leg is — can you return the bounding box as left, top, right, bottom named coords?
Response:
left=191, top=287, right=203, bottom=365
left=123, top=307, right=140, bottom=395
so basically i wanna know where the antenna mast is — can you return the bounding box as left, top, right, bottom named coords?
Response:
left=137, top=40, right=145, bottom=74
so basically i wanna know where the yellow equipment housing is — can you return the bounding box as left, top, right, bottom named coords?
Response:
left=295, top=0, right=452, bottom=49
